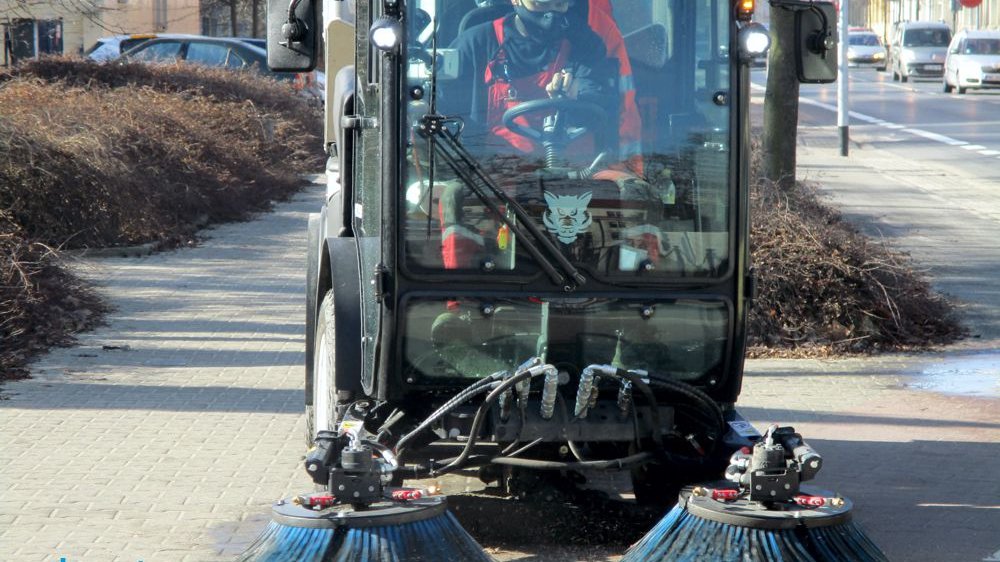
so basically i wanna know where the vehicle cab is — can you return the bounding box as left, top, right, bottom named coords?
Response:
left=268, top=0, right=834, bottom=500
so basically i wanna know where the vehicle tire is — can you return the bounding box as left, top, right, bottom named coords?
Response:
left=877, top=66, right=886, bottom=72
left=306, top=290, right=339, bottom=448
left=892, top=69, right=899, bottom=81
left=943, top=80, right=953, bottom=93
left=901, top=72, right=908, bottom=83
left=958, top=85, right=967, bottom=95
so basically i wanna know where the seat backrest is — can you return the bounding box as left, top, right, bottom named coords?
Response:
left=458, top=3, right=514, bottom=35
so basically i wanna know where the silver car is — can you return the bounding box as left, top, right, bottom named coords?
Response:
left=847, top=29, right=887, bottom=71
left=890, top=22, right=951, bottom=82
left=943, top=29, right=1000, bottom=94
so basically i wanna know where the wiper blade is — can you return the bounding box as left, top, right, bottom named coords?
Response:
left=417, top=114, right=586, bottom=291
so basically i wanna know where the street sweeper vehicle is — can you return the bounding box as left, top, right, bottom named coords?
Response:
left=241, top=0, right=889, bottom=559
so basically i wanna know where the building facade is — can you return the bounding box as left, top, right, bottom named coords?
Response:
left=2, top=0, right=200, bottom=66
left=855, top=0, right=999, bottom=42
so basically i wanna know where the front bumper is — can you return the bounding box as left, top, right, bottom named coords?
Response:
left=906, top=62, right=945, bottom=77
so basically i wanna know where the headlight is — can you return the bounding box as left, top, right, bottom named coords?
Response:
left=370, top=16, right=402, bottom=52
left=738, top=22, right=770, bottom=61
left=873, top=52, right=885, bottom=60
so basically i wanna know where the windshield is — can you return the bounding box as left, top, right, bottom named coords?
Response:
left=963, top=38, right=1000, bottom=55
left=402, top=0, right=732, bottom=282
left=903, top=28, right=950, bottom=47
left=849, top=34, right=881, bottom=47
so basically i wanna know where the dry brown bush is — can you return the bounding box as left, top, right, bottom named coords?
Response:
left=0, top=58, right=323, bottom=376
left=746, top=169, right=964, bottom=357
left=1, top=214, right=107, bottom=378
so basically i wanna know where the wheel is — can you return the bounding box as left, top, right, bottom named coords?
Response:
left=958, top=85, right=967, bottom=95
left=943, top=80, right=953, bottom=93
left=877, top=66, right=886, bottom=72
left=900, top=72, right=908, bottom=83
left=306, top=290, right=339, bottom=447
left=892, top=68, right=899, bottom=81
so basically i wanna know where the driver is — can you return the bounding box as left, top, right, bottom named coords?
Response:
left=434, top=0, right=657, bottom=270
left=444, top=0, right=642, bottom=173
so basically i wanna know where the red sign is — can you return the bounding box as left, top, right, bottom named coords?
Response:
left=960, top=0, right=982, bottom=8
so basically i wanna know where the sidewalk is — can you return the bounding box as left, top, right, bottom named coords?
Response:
left=0, top=187, right=322, bottom=561
left=740, top=126, right=1000, bottom=562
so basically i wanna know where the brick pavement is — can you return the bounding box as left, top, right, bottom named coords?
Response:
left=0, top=186, right=321, bottom=561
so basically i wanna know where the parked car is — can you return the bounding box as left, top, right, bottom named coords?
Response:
left=890, top=21, right=951, bottom=82
left=847, top=28, right=887, bottom=71
left=85, top=33, right=180, bottom=62
left=943, top=29, right=1000, bottom=94
left=120, top=36, right=323, bottom=100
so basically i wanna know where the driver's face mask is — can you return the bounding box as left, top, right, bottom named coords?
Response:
left=514, top=0, right=574, bottom=41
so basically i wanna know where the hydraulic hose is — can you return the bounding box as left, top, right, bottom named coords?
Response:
left=429, top=364, right=553, bottom=476
left=491, top=451, right=655, bottom=470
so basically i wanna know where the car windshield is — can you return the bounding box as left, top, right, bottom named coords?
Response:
left=849, top=34, right=881, bottom=46
left=400, top=0, right=734, bottom=382
left=963, top=38, right=1000, bottom=55
left=403, top=0, right=732, bottom=282
left=904, top=29, right=950, bottom=47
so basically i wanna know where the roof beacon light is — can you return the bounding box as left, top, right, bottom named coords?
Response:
left=737, top=0, right=754, bottom=21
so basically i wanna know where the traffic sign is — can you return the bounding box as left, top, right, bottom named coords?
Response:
left=959, top=0, right=982, bottom=8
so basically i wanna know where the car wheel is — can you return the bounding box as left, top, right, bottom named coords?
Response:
left=877, top=66, right=886, bottom=72
left=958, top=85, right=967, bottom=95
left=892, top=68, right=899, bottom=81
left=900, top=72, right=909, bottom=83
left=943, top=80, right=953, bottom=93
left=307, top=289, right=339, bottom=448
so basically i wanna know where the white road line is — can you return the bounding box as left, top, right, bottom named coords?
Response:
left=753, top=80, right=997, bottom=156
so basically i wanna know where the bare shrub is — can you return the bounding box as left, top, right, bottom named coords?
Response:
left=747, top=158, right=964, bottom=356
left=0, top=58, right=323, bottom=376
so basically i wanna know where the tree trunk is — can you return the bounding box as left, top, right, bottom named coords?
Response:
left=230, top=0, right=239, bottom=36
left=762, top=5, right=801, bottom=189
left=252, top=0, right=260, bottom=38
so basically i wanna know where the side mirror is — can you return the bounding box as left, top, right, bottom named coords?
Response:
left=794, top=1, right=837, bottom=84
left=267, top=0, right=320, bottom=72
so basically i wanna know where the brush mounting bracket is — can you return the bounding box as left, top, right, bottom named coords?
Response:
left=725, top=425, right=822, bottom=504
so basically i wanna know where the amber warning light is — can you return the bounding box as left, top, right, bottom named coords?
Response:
left=737, top=0, right=754, bottom=20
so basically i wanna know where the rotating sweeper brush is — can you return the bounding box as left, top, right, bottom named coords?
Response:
left=622, top=425, right=888, bottom=562
left=238, top=406, right=493, bottom=562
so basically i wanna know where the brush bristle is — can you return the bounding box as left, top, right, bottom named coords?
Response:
left=622, top=504, right=889, bottom=562
left=238, top=511, right=494, bottom=562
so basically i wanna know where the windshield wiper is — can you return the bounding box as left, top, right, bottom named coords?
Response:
left=417, top=113, right=586, bottom=292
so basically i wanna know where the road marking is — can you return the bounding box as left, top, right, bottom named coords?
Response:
left=983, top=547, right=1000, bottom=562
left=752, top=81, right=998, bottom=156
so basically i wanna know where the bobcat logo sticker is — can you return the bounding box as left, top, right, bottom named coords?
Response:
left=543, top=191, right=592, bottom=244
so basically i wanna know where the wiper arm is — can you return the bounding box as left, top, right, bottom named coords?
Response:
left=417, top=114, right=586, bottom=292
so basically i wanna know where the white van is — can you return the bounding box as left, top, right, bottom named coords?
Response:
left=943, top=29, right=1000, bottom=94
left=890, top=21, right=951, bottom=82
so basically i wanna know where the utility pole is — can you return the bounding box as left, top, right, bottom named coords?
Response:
left=838, top=0, right=850, bottom=156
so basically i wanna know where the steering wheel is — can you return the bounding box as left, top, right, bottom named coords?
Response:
left=502, top=98, right=610, bottom=165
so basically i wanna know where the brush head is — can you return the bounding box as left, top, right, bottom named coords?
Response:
left=622, top=483, right=888, bottom=562
left=684, top=483, right=852, bottom=529
left=239, top=495, right=495, bottom=561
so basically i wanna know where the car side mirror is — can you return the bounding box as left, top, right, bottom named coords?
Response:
left=794, top=1, right=837, bottom=83
left=266, top=0, right=320, bottom=72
